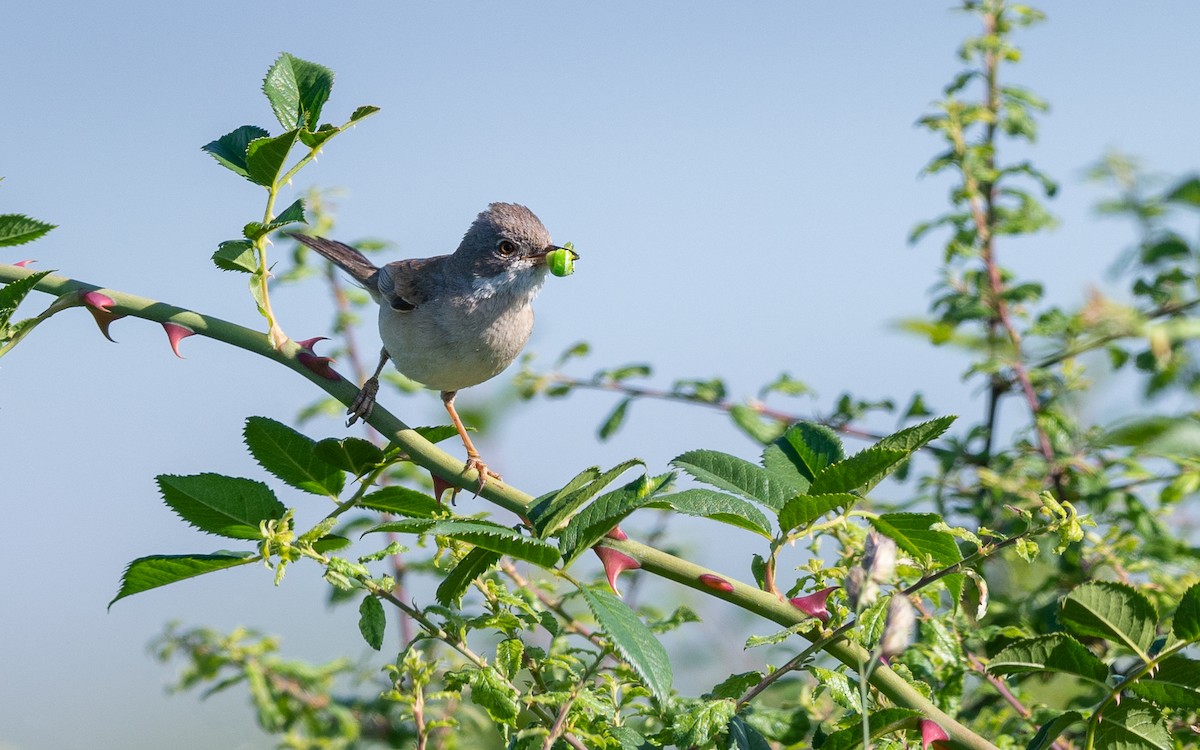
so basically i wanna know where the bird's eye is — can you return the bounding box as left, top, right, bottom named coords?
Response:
left=496, top=239, right=517, bottom=257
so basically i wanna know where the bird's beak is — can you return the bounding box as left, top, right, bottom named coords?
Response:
left=534, top=245, right=579, bottom=263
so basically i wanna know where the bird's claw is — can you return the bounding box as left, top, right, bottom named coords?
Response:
left=464, top=454, right=501, bottom=496
left=346, top=376, right=380, bottom=426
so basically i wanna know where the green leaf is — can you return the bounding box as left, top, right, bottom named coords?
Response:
left=1026, top=711, right=1083, bottom=750
left=243, top=416, right=343, bottom=497
left=245, top=129, right=300, bottom=187
left=298, top=125, right=339, bottom=150
left=358, top=486, right=441, bottom=518
left=559, top=473, right=671, bottom=564
left=762, top=421, right=843, bottom=483
left=817, top=707, right=922, bottom=750
left=1129, top=655, right=1200, bottom=708
left=1174, top=582, right=1200, bottom=641
left=358, top=595, right=385, bottom=650
left=201, top=125, right=269, bottom=177
left=673, top=699, right=736, bottom=748
left=529, top=460, right=642, bottom=537
left=467, top=668, right=520, bottom=725
left=580, top=585, right=672, bottom=702
left=1060, top=581, right=1158, bottom=658
left=707, top=672, right=763, bottom=700
left=243, top=199, right=309, bottom=242
left=413, top=425, right=461, bottom=444
left=598, top=397, right=632, bottom=440
left=314, top=436, right=385, bottom=476
left=435, top=548, right=501, bottom=606
left=350, top=105, right=380, bottom=122
left=262, top=53, right=334, bottom=131
left=672, top=450, right=805, bottom=511
left=157, top=473, right=286, bottom=539
left=1102, top=415, right=1200, bottom=456
left=811, top=666, right=861, bottom=712
left=495, top=638, right=523, bottom=679
left=212, top=240, right=257, bottom=273
left=727, top=716, right=773, bottom=750
left=1092, top=699, right=1170, bottom=750
left=0, top=214, right=55, bottom=247
left=730, top=404, right=787, bottom=444
left=987, top=634, right=1108, bottom=685
left=1165, top=175, right=1200, bottom=208
left=651, top=489, right=773, bottom=538
left=869, top=513, right=962, bottom=568
left=778, top=493, right=858, bottom=535
left=875, top=416, right=954, bottom=453
left=0, top=269, right=52, bottom=329
left=109, top=552, right=255, bottom=608
left=810, top=446, right=910, bottom=494
left=367, top=519, right=560, bottom=568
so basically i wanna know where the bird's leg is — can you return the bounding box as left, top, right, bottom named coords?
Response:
left=347, top=348, right=390, bottom=426
left=441, top=390, right=501, bottom=495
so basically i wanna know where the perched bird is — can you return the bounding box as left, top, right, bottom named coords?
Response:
left=289, top=203, right=577, bottom=490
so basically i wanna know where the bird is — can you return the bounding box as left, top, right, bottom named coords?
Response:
left=288, top=203, right=577, bottom=492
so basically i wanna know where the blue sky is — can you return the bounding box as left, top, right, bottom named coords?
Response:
left=3, top=3, right=1198, bottom=748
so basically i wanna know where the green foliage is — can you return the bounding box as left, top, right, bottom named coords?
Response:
left=0, top=213, right=55, bottom=246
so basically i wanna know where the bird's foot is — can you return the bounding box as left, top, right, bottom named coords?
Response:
left=464, top=452, right=502, bottom=496
left=346, top=376, right=380, bottom=426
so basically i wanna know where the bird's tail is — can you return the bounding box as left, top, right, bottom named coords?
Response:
left=287, top=233, right=379, bottom=286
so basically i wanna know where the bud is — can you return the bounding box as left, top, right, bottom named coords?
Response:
left=880, top=595, right=917, bottom=659
left=845, top=566, right=879, bottom=610
left=594, top=545, right=640, bottom=596
left=863, top=531, right=897, bottom=583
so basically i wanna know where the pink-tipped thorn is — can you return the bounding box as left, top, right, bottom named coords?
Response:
left=14, top=260, right=35, bottom=267
left=594, top=546, right=640, bottom=596
left=162, top=322, right=195, bottom=358
left=296, top=336, right=329, bottom=352
left=698, top=574, right=734, bottom=593
left=80, top=291, right=124, bottom=342
left=920, top=720, right=950, bottom=750
left=789, top=586, right=838, bottom=623
left=606, top=526, right=628, bottom=541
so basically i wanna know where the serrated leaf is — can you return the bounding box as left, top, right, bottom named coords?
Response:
left=651, top=489, right=773, bottom=538
left=1173, top=582, right=1200, bottom=641
left=1129, top=655, right=1200, bottom=708
left=559, top=473, right=670, bottom=564
left=0, top=269, right=52, bottom=328
left=244, top=199, right=308, bottom=242
left=707, top=672, right=763, bottom=700
left=358, top=594, right=385, bottom=650
left=314, top=436, right=385, bottom=476
left=598, top=397, right=631, bottom=440
left=727, top=715, right=772, bottom=750
left=875, top=416, right=955, bottom=453
left=811, top=667, right=861, bottom=712
left=157, top=473, right=286, bottom=539
left=0, top=214, right=55, bottom=247
left=245, top=129, right=300, bottom=187
left=311, top=535, right=350, bottom=553
left=263, top=53, right=334, bottom=130
left=1060, top=581, right=1158, bottom=658
left=1026, top=711, right=1083, bottom=750
left=495, top=638, right=523, bottom=680
left=109, top=552, right=255, bottom=608
left=672, top=450, right=805, bottom=511
left=810, top=446, right=909, bottom=494
left=987, top=634, right=1108, bottom=685
left=817, top=707, right=922, bottom=750
left=436, top=547, right=501, bottom=606
left=298, top=125, right=339, bottom=150
left=366, top=519, right=560, bottom=567
left=869, top=513, right=962, bottom=568
left=413, top=425, right=460, bottom=444
left=580, top=585, right=672, bottom=702
left=358, top=486, right=441, bottom=518
left=778, top=493, right=858, bottom=535
left=762, top=421, right=843, bottom=483
left=674, top=699, right=736, bottom=748
left=212, top=240, right=257, bottom=273
left=350, top=105, right=381, bottom=121
left=243, top=416, right=343, bottom=496
left=529, top=460, right=642, bottom=537
left=468, top=668, right=520, bottom=724
left=730, top=403, right=787, bottom=444
left=201, top=125, right=270, bottom=177
left=1092, top=699, right=1170, bottom=750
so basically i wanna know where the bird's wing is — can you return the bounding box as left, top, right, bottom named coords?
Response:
left=377, top=256, right=447, bottom=312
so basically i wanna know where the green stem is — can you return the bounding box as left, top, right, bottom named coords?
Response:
left=0, top=263, right=998, bottom=750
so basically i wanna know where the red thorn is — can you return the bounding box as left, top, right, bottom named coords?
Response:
left=594, top=546, right=640, bottom=596
left=295, top=336, right=329, bottom=352
left=606, top=526, right=628, bottom=541
left=162, top=322, right=195, bottom=358
left=297, top=351, right=339, bottom=380
left=698, top=573, right=734, bottom=593
left=920, top=719, right=950, bottom=750
left=14, top=259, right=35, bottom=267
left=79, top=291, right=124, bottom=342
left=431, top=475, right=455, bottom=507
left=789, top=586, right=838, bottom=623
